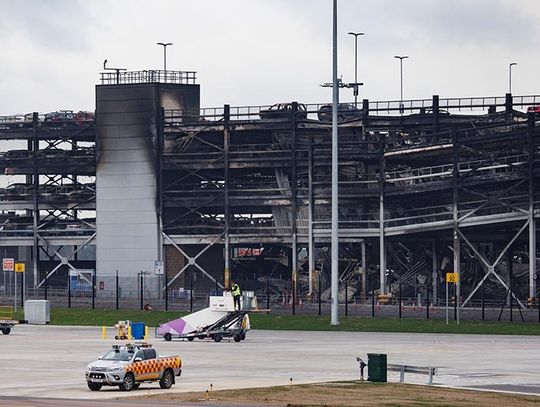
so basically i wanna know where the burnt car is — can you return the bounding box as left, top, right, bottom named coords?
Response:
left=0, top=183, right=31, bottom=200
left=36, top=149, right=66, bottom=159
left=259, top=103, right=307, bottom=120
left=66, top=147, right=95, bottom=157
left=4, top=150, right=32, bottom=160
left=44, top=110, right=74, bottom=122
left=23, top=113, right=45, bottom=124
left=74, top=111, right=95, bottom=124
left=317, top=103, right=362, bottom=122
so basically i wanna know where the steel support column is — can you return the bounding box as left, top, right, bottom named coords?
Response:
left=432, top=239, right=438, bottom=305
left=379, top=133, right=386, bottom=294
left=291, top=102, right=298, bottom=315
left=361, top=240, right=367, bottom=301
left=157, top=107, right=165, bottom=300
left=32, top=112, right=39, bottom=290
left=224, top=104, right=231, bottom=289
left=528, top=112, right=537, bottom=300
left=308, top=135, right=315, bottom=298
left=530, top=216, right=537, bottom=300
left=452, top=126, right=460, bottom=323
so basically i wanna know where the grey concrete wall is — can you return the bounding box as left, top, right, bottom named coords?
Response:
left=96, top=84, right=159, bottom=279
left=95, top=83, right=200, bottom=290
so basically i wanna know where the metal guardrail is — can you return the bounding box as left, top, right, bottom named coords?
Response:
left=388, top=363, right=438, bottom=385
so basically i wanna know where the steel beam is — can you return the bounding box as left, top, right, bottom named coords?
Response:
left=224, top=104, right=231, bottom=289
left=291, top=102, right=298, bottom=314
left=379, top=133, right=386, bottom=294
left=308, top=135, right=315, bottom=297
left=452, top=125, right=460, bottom=323
left=432, top=240, right=438, bottom=304
left=361, top=240, right=367, bottom=300
left=528, top=112, right=537, bottom=300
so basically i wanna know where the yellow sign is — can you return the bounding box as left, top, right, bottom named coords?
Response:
left=446, top=272, right=458, bottom=283
left=15, top=263, right=25, bottom=273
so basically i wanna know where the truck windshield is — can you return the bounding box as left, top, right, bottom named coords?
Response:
left=102, top=350, right=133, bottom=361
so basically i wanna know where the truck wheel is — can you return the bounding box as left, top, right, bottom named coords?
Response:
left=187, top=336, right=194, bottom=342
left=119, top=373, right=135, bottom=391
left=87, top=382, right=102, bottom=391
left=114, top=335, right=119, bottom=340
left=164, top=333, right=172, bottom=342
left=234, top=334, right=241, bottom=342
left=1, top=328, right=11, bottom=335
left=213, top=334, right=222, bottom=343
left=159, top=369, right=174, bottom=389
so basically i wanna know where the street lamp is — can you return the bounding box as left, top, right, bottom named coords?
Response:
left=394, top=55, right=408, bottom=114
left=348, top=32, right=364, bottom=107
left=157, top=42, right=173, bottom=71
left=509, top=62, right=517, bottom=94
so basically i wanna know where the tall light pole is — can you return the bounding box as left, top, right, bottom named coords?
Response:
left=157, top=42, right=173, bottom=71
left=509, top=62, right=517, bottom=94
left=394, top=55, right=408, bottom=114
left=348, top=32, right=364, bottom=107
left=330, top=0, right=339, bottom=326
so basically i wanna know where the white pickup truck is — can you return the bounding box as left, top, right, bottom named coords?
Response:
left=85, top=343, right=181, bottom=391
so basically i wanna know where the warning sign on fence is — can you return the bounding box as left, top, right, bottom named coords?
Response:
left=2, top=258, right=14, bottom=272
left=15, top=263, right=25, bottom=273
left=446, top=272, right=458, bottom=283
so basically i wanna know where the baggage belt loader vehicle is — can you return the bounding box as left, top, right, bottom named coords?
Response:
left=157, top=292, right=259, bottom=342
left=85, top=342, right=181, bottom=391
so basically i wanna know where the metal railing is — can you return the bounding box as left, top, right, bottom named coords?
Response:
left=162, top=94, right=540, bottom=123
left=100, top=70, right=197, bottom=85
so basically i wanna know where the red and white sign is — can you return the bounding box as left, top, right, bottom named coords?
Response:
left=2, top=258, right=14, bottom=272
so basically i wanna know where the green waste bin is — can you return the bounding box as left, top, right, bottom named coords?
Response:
left=367, top=353, right=387, bottom=382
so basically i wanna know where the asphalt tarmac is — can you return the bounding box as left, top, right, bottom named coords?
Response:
left=0, top=325, right=539, bottom=402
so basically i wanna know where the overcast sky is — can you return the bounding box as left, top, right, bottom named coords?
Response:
left=1, top=0, right=539, bottom=114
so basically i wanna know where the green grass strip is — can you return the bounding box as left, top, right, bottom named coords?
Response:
left=11, top=308, right=540, bottom=335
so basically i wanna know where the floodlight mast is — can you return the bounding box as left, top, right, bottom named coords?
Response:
left=331, top=0, right=339, bottom=326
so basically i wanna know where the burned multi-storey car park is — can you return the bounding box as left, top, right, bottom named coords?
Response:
left=0, top=70, right=538, bottom=316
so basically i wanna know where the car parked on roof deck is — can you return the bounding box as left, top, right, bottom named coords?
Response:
left=527, top=106, right=540, bottom=114
left=317, top=103, right=363, bottom=122
left=259, top=103, right=308, bottom=120
left=74, top=111, right=95, bottom=124
left=44, top=110, right=74, bottom=122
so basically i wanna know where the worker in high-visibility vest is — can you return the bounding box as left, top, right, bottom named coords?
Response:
left=231, top=281, right=242, bottom=310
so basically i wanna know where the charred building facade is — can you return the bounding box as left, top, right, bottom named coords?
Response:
left=0, top=71, right=538, bottom=312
